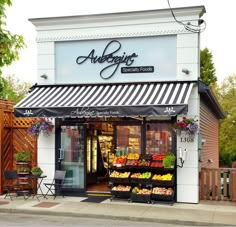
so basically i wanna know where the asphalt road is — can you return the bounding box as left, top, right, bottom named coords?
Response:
left=0, top=212, right=190, bottom=227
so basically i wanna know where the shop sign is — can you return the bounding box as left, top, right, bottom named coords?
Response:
left=76, top=40, right=140, bottom=79
left=55, top=35, right=176, bottom=84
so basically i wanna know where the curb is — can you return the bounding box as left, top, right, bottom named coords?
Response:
left=0, top=207, right=232, bottom=226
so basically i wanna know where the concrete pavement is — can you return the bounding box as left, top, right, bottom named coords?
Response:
left=0, top=195, right=235, bottom=226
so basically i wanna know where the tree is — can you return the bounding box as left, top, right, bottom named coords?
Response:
left=0, top=0, right=25, bottom=94
left=200, top=48, right=217, bottom=86
left=217, top=75, right=236, bottom=166
left=2, top=75, right=31, bottom=103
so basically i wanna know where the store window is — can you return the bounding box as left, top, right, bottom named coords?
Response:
left=146, top=123, right=172, bottom=154
left=116, top=125, right=141, bottom=154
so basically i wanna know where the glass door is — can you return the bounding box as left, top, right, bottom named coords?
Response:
left=57, top=125, right=85, bottom=192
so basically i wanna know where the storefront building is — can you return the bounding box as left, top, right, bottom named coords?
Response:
left=15, top=6, right=224, bottom=203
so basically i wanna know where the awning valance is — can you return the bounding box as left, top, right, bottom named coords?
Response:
left=14, top=81, right=195, bottom=118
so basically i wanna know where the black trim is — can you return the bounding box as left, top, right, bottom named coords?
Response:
left=198, top=80, right=225, bottom=119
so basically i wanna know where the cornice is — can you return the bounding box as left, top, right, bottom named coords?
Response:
left=36, top=29, right=188, bottom=42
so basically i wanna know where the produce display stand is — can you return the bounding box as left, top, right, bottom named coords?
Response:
left=151, top=191, right=175, bottom=205
left=109, top=155, right=176, bottom=205
left=110, top=190, right=131, bottom=201
left=129, top=193, right=151, bottom=204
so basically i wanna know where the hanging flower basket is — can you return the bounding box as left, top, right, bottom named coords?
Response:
left=28, top=118, right=54, bottom=137
left=173, top=116, right=198, bottom=137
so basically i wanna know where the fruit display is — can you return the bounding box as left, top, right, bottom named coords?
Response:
left=150, top=161, right=163, bottom=168
left=152, top=173, right=173, bottom=181
left=111, top=185, right=131, bottom=191
left=126, top=159, right=139, bottom=166
left=127, top=153, right=140, bottom=160
left=152, top=153, right=166, bottom=160
left=138, top=159, right=150, bottom=166
left=132, top=187, right=152, bottom=195
left=110, top=170, right=130, bottom=178
left=112, top=156, right=127, bottom=166
left=130, top=172, right=141, bottom=178
left=152, top=187, right=174, bottom=196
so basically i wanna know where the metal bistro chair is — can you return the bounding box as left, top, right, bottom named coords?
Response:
left=4, top=170, right=24, bottom=200
left=44, top=170, right=66, bottom=199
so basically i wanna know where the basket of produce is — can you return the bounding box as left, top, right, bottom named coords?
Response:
left=130, top=187, right=152, bottom=203
left=112, top=156, right=127, bottom=167
left=111, top=185, right=131, bottom=198
left=130, top=172, right=152, bottom=184
left=127, top=153, right=140, bottom=160
left=137, top=159, right=150, bottom=167
left=152, top=173, right=174, bottom=186
left=152, top=153, right=166, bottom=161
left=109, top=170, right=130, bottom=184
left=125, top=159, right=139, bottom=167
left=151, top=187, right=174, bottom=201
left=150, top=161, right=163, bottom=168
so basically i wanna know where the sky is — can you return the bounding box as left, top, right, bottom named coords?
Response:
left=3, top=0, right=236, bottom=84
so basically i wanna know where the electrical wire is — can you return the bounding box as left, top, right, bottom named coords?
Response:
left=167, top=0, right=206, bottom=33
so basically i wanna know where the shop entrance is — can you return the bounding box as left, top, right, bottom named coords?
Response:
left=86, top=123, right=114, bottom=193
left=56, top=124, right=86, bottom=195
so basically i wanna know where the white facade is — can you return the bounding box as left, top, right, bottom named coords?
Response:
left=32, top=6, right=205, bottom=203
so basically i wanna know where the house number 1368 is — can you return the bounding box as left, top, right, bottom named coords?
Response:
left=180, top=137, right=194, bottom=143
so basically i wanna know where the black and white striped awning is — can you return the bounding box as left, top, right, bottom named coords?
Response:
left=14, top=81, right=195, bottom=118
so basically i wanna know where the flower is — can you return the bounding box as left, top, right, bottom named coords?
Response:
left=173, top=116, right=198, bottom=136
left=28, top=118, right=54, bottom=137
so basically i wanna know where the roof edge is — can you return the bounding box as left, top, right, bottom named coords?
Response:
left=198, top=80, right=225, bottom=119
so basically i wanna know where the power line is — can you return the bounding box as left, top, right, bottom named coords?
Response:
left=167, top=0, right=206, bottom=33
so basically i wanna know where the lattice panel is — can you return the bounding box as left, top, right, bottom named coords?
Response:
left=13, top=128, right=37, bottom=170
left=2, top=129, right=13, bottom=171
left=13, top=118, right=34, bottom=128
left=3, top=112, right=12, bottom=128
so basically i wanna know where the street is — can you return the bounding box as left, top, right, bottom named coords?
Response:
left=0, top=212, right=190, bottom=227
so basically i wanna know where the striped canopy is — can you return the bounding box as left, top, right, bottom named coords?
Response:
left=14, top=81, right=195, bottom=118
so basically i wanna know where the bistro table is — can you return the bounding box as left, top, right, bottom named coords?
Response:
left=29, top=174, right=47, bottom=200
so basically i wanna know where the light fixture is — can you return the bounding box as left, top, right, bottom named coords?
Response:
left=177, top=147, right=187, bottom=168
left=40, top=74, right=48, bottom=79
left=182, top=68, right=190, bottom=75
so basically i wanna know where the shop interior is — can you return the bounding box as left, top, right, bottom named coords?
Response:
left=85, top=120, right=173, bottom=193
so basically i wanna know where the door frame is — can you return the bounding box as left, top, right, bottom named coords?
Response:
left=55, top=119, right=87, bottom=196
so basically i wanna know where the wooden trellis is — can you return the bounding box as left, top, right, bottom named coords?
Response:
left=0, top=99, right=37, bottom=194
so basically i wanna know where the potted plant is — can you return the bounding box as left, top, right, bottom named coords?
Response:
left=14, top=151, right=31, bottom=163
left=173, top=116, right=198, bottom=136
left=31, top=167, right=43, bottom=176
left=28, top=118, right=54, bottom=137
left=163, top=153, right=176, bottom=168
left=17, top=166, right=30, bottom=174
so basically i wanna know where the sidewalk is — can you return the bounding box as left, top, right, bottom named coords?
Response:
left=0, top=195, right=236, bottom=226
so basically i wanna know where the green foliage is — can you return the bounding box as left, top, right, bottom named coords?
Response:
left=31, top=167, right=43, bottom=175
left=0, top=0, right=25, bottom=94
left=217, top=75, right=236, bottom=167
left=163, top=154, right=175, bottom=168
left=200, top=48, right=217, bottom=86
left=14, top=151, right=31, bottom=162
left=17, top=166, right=30, bottom=173
left=0, top=75, right=31, bottom=102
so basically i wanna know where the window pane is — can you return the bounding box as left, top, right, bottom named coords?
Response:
left=146, top=123, right=172, bottom=154
left=116, top=125, right=141, bottom=154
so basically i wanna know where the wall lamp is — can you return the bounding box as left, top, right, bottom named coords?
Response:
left=40, top=74, right=48, bottom=79
left=182, top=68, right=190, bottom=75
